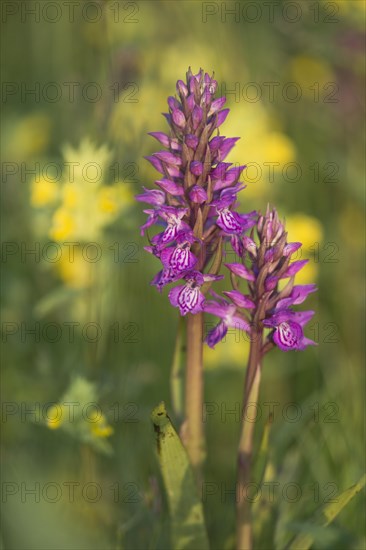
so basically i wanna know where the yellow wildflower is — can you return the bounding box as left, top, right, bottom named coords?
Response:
left=46, top=404, right=64, bottom=430
left=261, top=132, right=296, bottom=165
left=204, top=336, right=250, bottom=370
left=56, top=246, right=92, bottom=289
left=31, top=177, right=58, bottom=207
left=62, top=183, right=79, bottom=209
left=49, top=207, right=75, bottom=241
left=90, top=414, right=114, bottom=438
left=98, top=186, right=120, bottom=214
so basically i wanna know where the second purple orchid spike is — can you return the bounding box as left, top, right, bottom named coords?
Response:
left=205, top=207, right=317, bottom=352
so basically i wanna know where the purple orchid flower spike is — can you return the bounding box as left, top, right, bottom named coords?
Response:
left=206, top=206, right=317, bottom=353
left=136, top=67, right=256, bottom=314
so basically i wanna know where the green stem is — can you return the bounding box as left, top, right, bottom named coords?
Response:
left=170, top=316, right=185, bottom=421
left=236, top=329, right=263, bottom=550
left=183, top=311, right=205, bottom=482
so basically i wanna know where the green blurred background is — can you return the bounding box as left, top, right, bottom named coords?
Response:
left=1, top=1, right=365, bottom=548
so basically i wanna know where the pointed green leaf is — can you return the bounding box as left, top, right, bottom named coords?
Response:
left=288, top=474, right=366, bottom=549
left=170, top=317, right=186, bottom=421
left=151, top=402, right=209, bottom=550
left=253, top=418, right=271, bottom=487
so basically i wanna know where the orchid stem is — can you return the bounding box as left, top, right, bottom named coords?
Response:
left=236, top=328, right=263, bottom=550
left=183, top=311, right=205, bottom=484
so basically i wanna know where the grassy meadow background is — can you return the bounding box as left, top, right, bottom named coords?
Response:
left=1, top=1, right=365, bottom=548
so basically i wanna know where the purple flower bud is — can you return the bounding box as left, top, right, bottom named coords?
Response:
left=209, top=96, right=226, bottom=115
left=283, top=242, right=302, bottom=257
left=135, top=187, right=165, bottom=206
left=225, top=263, right=255, bottom=281
left=209, top=136, right=225, bottom=151
left=154, top=151, right=182, bottom=166
left=217, top=137, right=240, bottom=162
left=190, top=161, right=203, bottom=176
left=176, top=79, right=188, bottom=98
left=276, top=284, right=317, bottom=309
left=192, top=105, right=203, bottom=130
left=185, top=134, right=199, bottom=149
left=148, top=132, right=170, bottom=148
left=281, top=259, right=308, bottom=278
left=186, top=94, right=195, bottom=112
left=145, top=155, right=164, bottom=173
left=215, top=109, right=230, bottom=128
left=242, top=235, right=257, bottom=256
left=189, top=185, right=207, bottom=204
left=264, top=276, right=278, bottom=291
left=223, top=290, right=255, bottom=309
left=155, top=178, right=185, bottom=196
left=264, top=248, right=275, bottom=263
left=168, top=96, right=181, bottom=110
left=172, top=109, right=186, bottom=128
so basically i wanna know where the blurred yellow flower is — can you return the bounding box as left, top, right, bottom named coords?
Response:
left=31, top=177, right=58, bottom=207
left=98, top=186, right=120, bottom=214
left=62, top=183, right=79, bottom=209
left=289, top=56, right=334, bottom=98
left=90, top=414, right=114, bottom=438
left=204, top=336, right=249, bottom=370
left=46, top=404, right=64, bottom=430
left=56, top=246, right=92, bottom=289
left=31, top=138, right=133, bottom=245
left=285, top=213, right=324, bottom=284
left=261, top=132, right=296, bottom=165
left=285, top=214, right=324, bottom=249
left=45, top=377, right=114, bottom=454
left=225, top=102, right=296, bottom=199
left=49, top=208, right=75, bottom=241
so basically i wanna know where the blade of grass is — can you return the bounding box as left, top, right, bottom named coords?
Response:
left=287, top=474, right=366, bottom=550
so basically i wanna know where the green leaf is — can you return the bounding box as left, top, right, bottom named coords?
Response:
left=253, top=418, right=271, bottom=487
left=33, top=286, right=80, bottom=318
left=170, top=317, right=186, bottom=421
left=151, top=402, right=209, bottom=550
left=288, top=474, right=366, bottom=550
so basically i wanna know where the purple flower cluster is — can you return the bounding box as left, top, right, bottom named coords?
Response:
left=136, top=68, right=256, bottom=316
left=205, top=208, right=317, bottom=352
left=137, top=68, right=317, bottom=356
